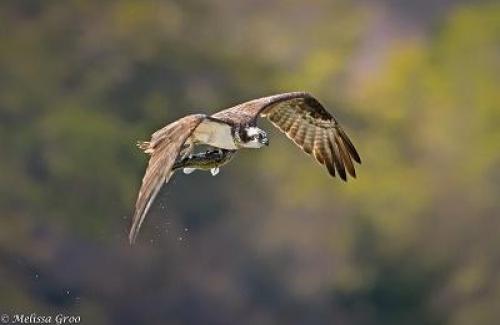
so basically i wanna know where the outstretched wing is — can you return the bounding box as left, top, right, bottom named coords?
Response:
left=214, top=92, right=361, bottom=180
left=129, top=114, right=206, bottom=244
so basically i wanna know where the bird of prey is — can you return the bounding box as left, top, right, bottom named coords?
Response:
left=129, top=92, right=361, bottom=244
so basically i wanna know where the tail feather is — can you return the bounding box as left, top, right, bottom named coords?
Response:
left=137, top=141, right=154, bottom=154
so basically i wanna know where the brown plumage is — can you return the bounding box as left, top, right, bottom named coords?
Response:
left=129, top=92, right=361, bottom=244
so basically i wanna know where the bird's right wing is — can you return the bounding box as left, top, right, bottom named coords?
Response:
left=129, top=114, right=206, bottom=245
left=214, top=92, right=361, bottom=181
left=260, top=94, right=361, bottom=181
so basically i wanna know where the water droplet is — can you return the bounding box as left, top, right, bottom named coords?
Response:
left=66, top=290, right=71, bottom=295
left=178, top=236, right=183, bottom=241
left=184, top=228, right=189, bottom=232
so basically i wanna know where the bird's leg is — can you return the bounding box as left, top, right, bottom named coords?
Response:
left=181, top=140, right=194, bottom=159
left=209, top=148, right=223, bottom=176
left=183, top=168, right=197, bottom=175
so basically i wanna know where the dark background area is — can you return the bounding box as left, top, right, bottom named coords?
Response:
left=1, top=1, right=499, bottom=324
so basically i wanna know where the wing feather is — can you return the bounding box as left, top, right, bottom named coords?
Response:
left=335, top=132, right=356, bottom=178
left=281, top=112, right=297, bottom=132
left=313, top=128, right=327, bottom=165
left=336, top=126, right=361, bottom=164
left=302, top=123, right=316, bottom=155
left=316, top=129, right=336, bottom=177
left=328, top=131, right=347, bottom=181
left=274, top=107, right=291, bottom=126
left=294, top=122, right=308, bottom=147
left=288, top=117, right=302, bottom=139
left=129, top=114, right=206, bottom=244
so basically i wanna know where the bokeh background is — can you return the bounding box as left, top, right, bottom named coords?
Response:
left=1, top=1, right=499, bottom=324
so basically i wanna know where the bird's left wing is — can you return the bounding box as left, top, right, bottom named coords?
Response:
left=129, top=114, right=206, bottom=244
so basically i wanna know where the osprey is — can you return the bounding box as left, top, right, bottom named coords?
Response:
left=129, top=92, right=361, bottom=244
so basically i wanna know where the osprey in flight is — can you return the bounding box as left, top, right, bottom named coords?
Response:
left=129, top=92, right=361, bottom=244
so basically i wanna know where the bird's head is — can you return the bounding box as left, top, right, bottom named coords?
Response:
left=238, top=126, right=269, bottom=148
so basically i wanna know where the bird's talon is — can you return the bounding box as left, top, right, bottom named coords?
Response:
left=183, top=168, right=196, bottom=175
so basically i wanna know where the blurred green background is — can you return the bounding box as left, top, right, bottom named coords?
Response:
left=1, top=1, right=499, bottom=324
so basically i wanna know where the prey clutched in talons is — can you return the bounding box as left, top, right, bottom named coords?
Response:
left=173, top=148, right=237, bottom=176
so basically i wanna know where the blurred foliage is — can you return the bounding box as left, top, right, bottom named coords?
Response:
left=0, top=1, right=499, bottom=324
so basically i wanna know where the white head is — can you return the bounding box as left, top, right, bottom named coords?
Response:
left=238, top=126, right=269, bottom=148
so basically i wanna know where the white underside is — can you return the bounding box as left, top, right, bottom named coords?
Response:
left=183, top=167, right=220, bottom=176
left=192, top=119, right=238, bottom=150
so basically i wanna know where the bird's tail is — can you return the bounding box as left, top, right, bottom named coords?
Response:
left=137, top=141, right=154, bottom=154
